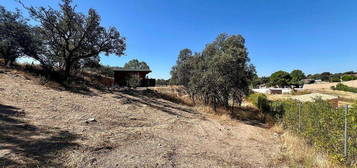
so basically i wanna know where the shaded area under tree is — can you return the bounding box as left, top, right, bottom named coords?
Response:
left=0, top=104, right=80, bottom=167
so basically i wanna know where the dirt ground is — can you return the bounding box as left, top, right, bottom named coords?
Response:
left=302, top=81, right=357, bottom=105
left=0, top=69, right=281, bottom=168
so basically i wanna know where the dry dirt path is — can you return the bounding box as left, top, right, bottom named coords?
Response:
left=0, top=70, right=281, bottom=168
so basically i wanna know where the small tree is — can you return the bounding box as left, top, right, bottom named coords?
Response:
left=28, top=0, right=126, bottom=78
left=171, top=33, right=256, bottom=109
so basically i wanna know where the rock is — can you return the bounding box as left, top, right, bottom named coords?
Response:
left=120, top=98, right=132, bottom=104
left=90, top=157, right=97, bottom=165
left=85, top=118, right=97, bottom=124
left=127, top=105, right=136, bottom=111
left=273, top=133, right=279, bottom=138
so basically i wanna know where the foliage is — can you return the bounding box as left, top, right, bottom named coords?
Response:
left=27, top=0, right=126, bottom=78
left=123, top=59, right=150, bottom=70
left=331, top=83, right=357, bottom=93
left=290, top=69, right=305, bottom=85
left=247, top=93, right=270, bottom=112
left=156, top=79, right=169, bottom=86
left=170, top=33, right=256, bottom=110
left=269, top=70, right=291, bottom=87
left=170, top=48, right=195, bottom=87
left=330, top=76, right=341, bottom=82
left=341, top=75, right=357, bottom=81
left=0, top=6, right=38, bottom=66
left=251, top=76, right=269, bottom=88
left=270, top=99, right=357, bottom=165
left=96, top=65, right=114, bottom=77
left=126, top=74, right=141, bottom=88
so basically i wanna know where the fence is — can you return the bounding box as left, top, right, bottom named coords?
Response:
left=270, top=99, right=357, bottom=166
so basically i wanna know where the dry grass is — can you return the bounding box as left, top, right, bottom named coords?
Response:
left=303, top=80, right=357, bottom=106
left=153, top=87, right=273, bottom=127
left=291, top=90, right=312, bottom=95
left=271, top=125, right=342, bottom=168
left=304, top=80, right=357, bottom=90
left=0, top=67, right=283, bottom=167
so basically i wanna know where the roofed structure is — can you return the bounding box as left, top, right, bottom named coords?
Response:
left=113, top=69, right=155, bottom=87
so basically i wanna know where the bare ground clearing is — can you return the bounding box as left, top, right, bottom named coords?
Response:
left=0, top=69, right=281, bottom=167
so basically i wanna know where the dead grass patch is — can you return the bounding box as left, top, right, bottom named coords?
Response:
left=292, top=89, right=312, bottom=95
left=153, top=87, right=274, bottom=127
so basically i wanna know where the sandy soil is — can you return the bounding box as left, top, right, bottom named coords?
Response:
left=0, top=69, right=281, bottom=168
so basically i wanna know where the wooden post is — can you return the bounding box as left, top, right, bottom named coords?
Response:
left=298, top=103, right=301, bottom=132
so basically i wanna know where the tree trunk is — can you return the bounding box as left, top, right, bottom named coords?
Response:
left=64, top=61, right=71, bottom=79
left=5, top=59, right=12, bottom=67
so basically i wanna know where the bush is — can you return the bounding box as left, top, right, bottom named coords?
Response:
left=247, top=93, right=270, bottom=112
left=330, top=76, right=340, bottom=82
left=341, top=75, right=357, bottom=81
left=126, top=74, right=141, bottom=88
left=331, top=83, right=357, bottom=93
left=271, top=99, right=357, bottom=165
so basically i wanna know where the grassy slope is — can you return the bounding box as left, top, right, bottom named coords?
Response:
left=0, top=67, right=282, bottom=167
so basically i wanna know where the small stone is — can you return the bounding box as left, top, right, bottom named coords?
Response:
left=90, top=157, right=97, bottom=164
left=273, top=133, right=279, bottom=138
left=85, top=118, right=97, bottom=124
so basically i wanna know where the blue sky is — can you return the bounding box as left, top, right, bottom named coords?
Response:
left=3, top=0, right=357, bottom=79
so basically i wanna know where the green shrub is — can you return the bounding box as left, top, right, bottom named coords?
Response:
left=341, top=75, right=357, bottom=81
left=330, top=76, right=340, bottom=82
left=126, top=74, right=141, bottom=88
left=274, top=99, right=357, bottom=165
left=247, top=93, right=270, bottom=112
left=332, top=83, right=357, bottom=93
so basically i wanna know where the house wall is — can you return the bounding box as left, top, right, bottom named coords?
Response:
left=114, top=71, right=150, bottom=87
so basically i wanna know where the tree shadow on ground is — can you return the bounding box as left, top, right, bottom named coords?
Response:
left=229, top=106, right=271, bottom=128
left=113, top=89, right=201, bottom=119
left=0, top=104, right=80, bottom=167
left=4, top=64, right=100, bottom=97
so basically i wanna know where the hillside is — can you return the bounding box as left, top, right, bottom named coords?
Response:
left=303, top=80, right=357, bottom=104
left=0, top=68, right=281, bottom=167
left=303, top=80, right=357, bottom=90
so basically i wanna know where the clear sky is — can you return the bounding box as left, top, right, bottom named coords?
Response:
left=2, top=0, right=357, bottom=79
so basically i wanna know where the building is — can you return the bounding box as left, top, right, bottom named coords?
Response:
left=252, top=88, right=293, bottom=94
left=113, top=69, right=155, bottom=87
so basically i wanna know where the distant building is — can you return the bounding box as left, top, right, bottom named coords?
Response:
left=303, top=79, right=315, bottom=84
left=315, top=79, right=323, bottom=83
left=113, top=69, right=155, bottom=87
left=252, top=88, right=293, bottom=94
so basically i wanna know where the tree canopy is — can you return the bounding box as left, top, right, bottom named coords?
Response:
left=123, top=59, right=150, bottom=70
left=0, top=6, right=38, bottom=66
left=170, top=48, right=195, bottom=87
left=269, top=70, right=291, bottom=87
left=290, top=69, right=305, bottom=85
left=170, top=33, right=256, bottom=109
left=27, top=0, right=126, bottom=78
